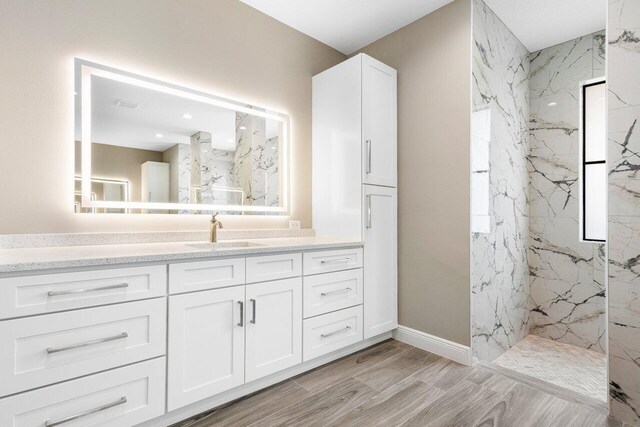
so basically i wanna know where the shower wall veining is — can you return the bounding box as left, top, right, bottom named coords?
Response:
left=471, top=0, right=531, bottom=362
left=472, top=0, right=608, bottom=363
left=528, top=31, right=607, bottom=353
left=607, top=0, right=640, bottom=423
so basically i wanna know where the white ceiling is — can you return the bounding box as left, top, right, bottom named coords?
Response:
left=77, top=75, right=278, bottom=152
left=240, top=0, right=606, bottom=55
left=239, top=0, right=454, bottom=55
left=481, top=0, right=606, bottom=52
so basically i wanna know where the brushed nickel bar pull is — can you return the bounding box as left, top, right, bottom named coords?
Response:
left=321, top=326, right=351, bottom=338
left=237, top=301, right=244, bottom=327
left=250, top=299, right=256, bottom=324
left=46, top=332, right=128, bottom=354
left=321, top=287, right=352, bottom=297
left=366, top=139, right=372, bottom=174
left=45, top=396, right=127, bottom=426
left=48, top=283, right=129, bottom=297
left=366, top=195, right=372, bottom=229
left=320, top=258, right=352, bottom=265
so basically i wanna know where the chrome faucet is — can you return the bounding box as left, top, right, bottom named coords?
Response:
left=210, top=213, right=223, bottom=243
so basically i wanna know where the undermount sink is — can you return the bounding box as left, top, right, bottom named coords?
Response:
left=186, top=241, right=265, bottom=250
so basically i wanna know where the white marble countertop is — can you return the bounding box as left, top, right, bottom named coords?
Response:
left=0, top=236, right=363, bottom=273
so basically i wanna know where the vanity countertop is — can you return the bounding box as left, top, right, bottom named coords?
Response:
left=0, top=236, right=362, bottom=273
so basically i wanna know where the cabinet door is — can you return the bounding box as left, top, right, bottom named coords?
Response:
left=363, top=185, right=398, bottom=339
left=167, top=286, right=245, bottom=411
left=362, top=55, right=397, bottom=187
left=245, top=278, right=302, bottom=382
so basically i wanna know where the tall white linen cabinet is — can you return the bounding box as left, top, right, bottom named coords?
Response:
left=312, top=53, right=398, bottom=339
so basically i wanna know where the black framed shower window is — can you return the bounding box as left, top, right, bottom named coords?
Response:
left=581, top=80, right=607, bottom=242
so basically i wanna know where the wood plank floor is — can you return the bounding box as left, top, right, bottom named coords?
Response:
left=174, top=339, right=627, bottom=427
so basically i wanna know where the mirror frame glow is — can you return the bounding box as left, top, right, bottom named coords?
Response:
left=75, top=58, right=290, bottom=214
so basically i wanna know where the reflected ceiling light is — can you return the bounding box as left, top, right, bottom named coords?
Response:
left=155, top=133, right=164, bottom=138
left=548, top=102, right=557, bottom=107
left=182, top=113, right=192, bottom=119
left=115, top=99, right=140, bottom=109
left=227, top=139, right=233, bottom=143
left=239, top=126, right=247, bottom=130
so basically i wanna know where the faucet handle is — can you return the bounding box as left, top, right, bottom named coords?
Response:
left=211, top=212, right=223, bottom=228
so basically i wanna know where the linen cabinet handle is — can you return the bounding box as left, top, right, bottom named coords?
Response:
left=45, top=396, right=127, bottom=426
left=366, top=139, right=372, bottom=174
left=250, top=299, right=256, bottom=324
left=46, top=332, right=128, bottom=354
left=366, top=195, right=372, bottom=229
left=47, top=282, right=129, bottom=297
left=321, top=326, right=352, bottom=338
left=238, top=301, right=244, bottom=327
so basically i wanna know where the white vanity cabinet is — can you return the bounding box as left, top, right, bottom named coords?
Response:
left=167, top=256, right=305, bottom=411
left=167, top=286, right=245, bottom=411
left=0, top=243, right=376, bottom=426
left=313, top=53, right=398, bottom=340
left=245, top=278, right=302, bottom=382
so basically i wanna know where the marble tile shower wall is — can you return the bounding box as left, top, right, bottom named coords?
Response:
left=608, top=0, right=640, bottom=423
left=472, top=0, right=531, bottom=362
left=528, top=32, right=607, bottom=353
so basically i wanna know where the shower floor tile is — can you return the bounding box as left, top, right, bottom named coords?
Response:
left=492, top=335, right=607, bottom=402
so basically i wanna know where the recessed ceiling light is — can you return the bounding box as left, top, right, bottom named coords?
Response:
left=239, top=126, right=247, bottom=130
left=227, top=139, right=233, bottom=143
left=547, top=102, right=557, bottom=107
left=155, top=133, right=164, bottom=138
left=182, top=113, right=192, bottom=119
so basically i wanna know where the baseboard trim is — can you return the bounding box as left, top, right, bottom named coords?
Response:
left=137, top=332, right=392, bottom=427
left=393, top=325, right=472, bottom=366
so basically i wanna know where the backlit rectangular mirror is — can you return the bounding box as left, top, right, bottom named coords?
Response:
left=74, top=59, right=289, bottom=215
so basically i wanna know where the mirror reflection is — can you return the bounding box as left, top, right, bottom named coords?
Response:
left=75, top=61, right=286, bottom=214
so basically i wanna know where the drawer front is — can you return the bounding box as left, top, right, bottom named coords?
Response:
left=303, top=305, right=363, bottom=361
left=303, top=269, right=363, bottom=318
left=0, top=298, right=166, bottom=397
left=169, top=258, right=245, bottom=294
left=246, top=253, right=302, bottom=283
left=0, top=358, right=165, bottom=427
left=303, top=248, right=363, bottom=275
left=0, top=265, right=166, bottom=320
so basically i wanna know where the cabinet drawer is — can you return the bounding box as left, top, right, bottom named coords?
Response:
left=303, top=269, right=363, bottom=318
left=0, top=357, right=165, bottom=427
left=303, top=248, right=363, bottom=275
left=246, top=253, right=301, bottom=283
left=0, top=298, right=166, bottom=397
left=169, top=258, right=245, bottom=294
left=0, top=265, right=166, bottom=320
left=303, top=305, right=363, bottom=361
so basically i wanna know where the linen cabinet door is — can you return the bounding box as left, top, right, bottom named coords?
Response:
left=167, top=286, right=245, bottom=411
left=362, top=54, right=397, bottom=187
left=245, top=278, right=302, bottom=382
left=363, top=185, right=398, bottom=339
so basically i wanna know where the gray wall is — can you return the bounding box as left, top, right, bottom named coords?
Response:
left=607, top=0, right=640, bottom=423
left=357, top=0, right=472, bottom=346
left=0, top=0, right=345, bottom=233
